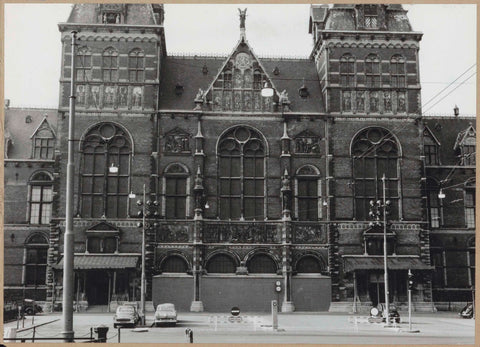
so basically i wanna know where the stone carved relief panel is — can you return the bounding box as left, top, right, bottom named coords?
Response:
left=155, top=224, right=191, bottom=243
left=204, top=222, right=281, bottom=243
left=164, top=128, right=191, bottom=154
left=293, top=223, right=327, bottom=244
left=294, top=130, right=322, bottom=155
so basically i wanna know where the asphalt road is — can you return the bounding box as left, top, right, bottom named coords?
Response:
left=3, top=311, right=475, bottom=344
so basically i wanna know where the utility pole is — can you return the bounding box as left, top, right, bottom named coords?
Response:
left=140, top=184, right=146, bottom=325
left=382, top=174, right=390, bottom=327
left=62, top=30, right=77, bottom=343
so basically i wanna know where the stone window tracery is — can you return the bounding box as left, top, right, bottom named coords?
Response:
left=426, top=178, right=442, bottom=228
left=295, top=165, right=322, bottom=221
left=76, top=47, right=92, bottom=82
left=364, top=5, right=379, bottom=29
left=218, top=126, right=265, bottom=220
left=80, top=123, right=131, bottom=218
left=352, top=127, right=400, bottom=220
left=163, top=164, right=190, bottom=219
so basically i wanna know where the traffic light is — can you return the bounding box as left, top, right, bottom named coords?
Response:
left=408, top=270, right=414, bottom=291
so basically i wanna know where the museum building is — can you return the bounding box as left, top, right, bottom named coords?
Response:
left=3, top=4, right=475, bottom=313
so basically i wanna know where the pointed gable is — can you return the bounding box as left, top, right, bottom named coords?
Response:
left=454, top=124, right=476, bottom=150
left=86, top=221, right=119, bottom=235
left=202, top=39, right=279, bottom=113
left=30, top=117, right=56, bottom=139
left=423, top=125, right=440, bottom=146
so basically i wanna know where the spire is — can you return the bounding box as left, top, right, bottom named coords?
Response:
left=238, top=8, right=247, bottom=40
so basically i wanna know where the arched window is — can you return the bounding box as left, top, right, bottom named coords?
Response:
left=128, top=49, right=145, bottom=82
left=247, top=254, right=277, bottom=274
left=218, top=126, right=266, bottom=220
left=161, top=255, right=189, bottom=273
left=29, top=172, right=53, bottom=225
left=464, top=179, right=475, bottom=229
left=80, top=123, right=131, bottom=218
left=426, top=179, right=442, bottom=228
left=295, top=165, right=322, bottom=221
left=365, top=54, right=380, bottom=87
left=296, top=255, right=325, bottom=273
left=102, top=47, right=118, bottom=82
left=24, top=233, right=48, bottom=286
left=206, top=254, right=236, bottom=273
left=352, top=128, right=400, bottom=220
left=340, top=54, right=356, bottom=87
left=163, top=164, right=190, bottom=219
left=76, top=47, right=92, bottom=82
left=390, top=55, right=406, bottom=88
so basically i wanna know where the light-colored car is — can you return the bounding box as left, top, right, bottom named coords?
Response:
left=154, top=303, right=177, bottom=327
left=113, top=305, right=140, bottom=328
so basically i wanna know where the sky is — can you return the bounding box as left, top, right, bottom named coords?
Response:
left=4, top=3, right=477, bottom=116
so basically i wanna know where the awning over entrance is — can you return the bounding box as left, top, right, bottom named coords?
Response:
left=52, top=254, right=139, bottom=270
left=342, top=255, right=433, bottom=272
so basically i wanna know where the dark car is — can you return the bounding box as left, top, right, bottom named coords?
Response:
left=21, top=299, right=43, bottom=316
left=459, top=303, right=474, bottom=319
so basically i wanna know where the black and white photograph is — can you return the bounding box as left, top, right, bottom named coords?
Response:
left=3, top=2, right=477, bottom=344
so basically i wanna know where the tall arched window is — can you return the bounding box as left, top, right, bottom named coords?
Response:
left=218, top=126, right=266, bottom=220
left=464, top=179, right=475, bottom=229
left=365, top=54, right=381, bottom=87
left=340, top=54, right=356, bottom=87
left=352, top=128, right=400, bottom=220
left=163, top=164, right=190, bottom=219
left=80, top=123, right=131, bottom=218
left=295, top=165, right=322, bottom=221
left=128, top=49, right=145, bottom=82
left=29, top=172, right=53, bottom=225
left=390, top=55, right=406, bottom=88
left=76, top=47, right=92, bottom=82
left=426, top=178, right=442, bottom=228
left=24, top=233, right=48, bottom=286
left=102, top=47, right=119, bottom=82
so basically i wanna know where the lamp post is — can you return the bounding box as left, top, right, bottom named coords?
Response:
left=369, top=174, right=391, bottom=327
left=62, top=30, right=77, bottom=343
left=129, top=184, right=159, bottom=326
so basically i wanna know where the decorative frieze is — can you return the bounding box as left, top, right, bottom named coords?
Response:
left=203, top=222, right=281, bottom=243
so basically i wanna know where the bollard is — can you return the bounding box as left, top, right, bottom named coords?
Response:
left=94, top=325, right=109, bottom=343
left=118, top=327, right=121, bottom=343
left=271, top=300, right=278, bottom=330
left=185, top=328, right=193, bottom=343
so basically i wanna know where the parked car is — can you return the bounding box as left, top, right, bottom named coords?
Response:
left=154, top=303, right=177, bottom=327
left=113, top=305, right=140, bottom=328
left=21, top=299, right=43, bottom=316
left=459, top=303, right=474, bottom=319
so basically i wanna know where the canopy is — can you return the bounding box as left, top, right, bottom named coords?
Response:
left=53, top=255, right=139, bottom=270
left=343, top=255, right=433, bottom=273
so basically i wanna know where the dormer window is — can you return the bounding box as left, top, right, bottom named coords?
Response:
left=102, top=12, right=120, bottom=24
left=364, top=5, right=379, bottom=29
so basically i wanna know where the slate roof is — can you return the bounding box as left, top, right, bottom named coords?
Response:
left=423, top=116, right=476, bottom=166
left=66, top=4, right=162, bottom=25
left=159, top=56, right=325, bottom=113
left=4, top=108, right=58, bottom=160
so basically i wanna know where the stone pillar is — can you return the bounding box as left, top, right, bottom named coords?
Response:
left=281, top=168, right=292, bottom=221
left=281, top=220, right=294, bottom=312
left=190, top=219, right=204, bottom=312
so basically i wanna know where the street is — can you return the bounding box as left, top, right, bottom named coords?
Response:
left=4, top=311, right=475, bottom=344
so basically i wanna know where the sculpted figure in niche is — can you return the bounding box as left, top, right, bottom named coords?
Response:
left=279, top=90, right=289, bottom=104
left=195, top=88, right=205, bottom=102
left=343, top=91, right=351, bottom=111
left=132, top=87, right=142, bottom=107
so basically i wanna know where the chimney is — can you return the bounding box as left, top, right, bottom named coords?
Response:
left=4, top=99, right=10, bottom=109
left=453, top=105, right=459, bottom=117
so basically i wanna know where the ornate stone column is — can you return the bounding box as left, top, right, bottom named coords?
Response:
left=281, top=168, right=292, bottom=221
left=281, top=220, right=294, bottom=312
